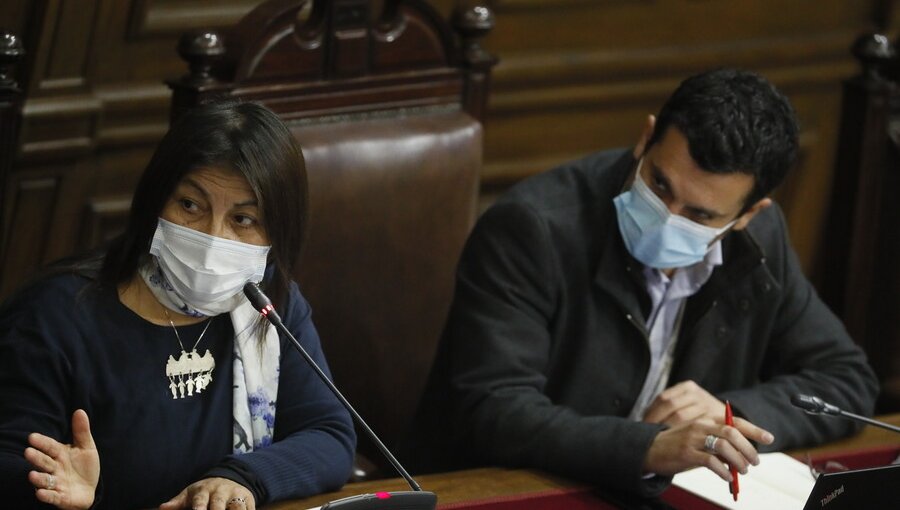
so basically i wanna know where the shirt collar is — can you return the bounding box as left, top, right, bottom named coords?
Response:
left=643, top=240, right=724, bottom=301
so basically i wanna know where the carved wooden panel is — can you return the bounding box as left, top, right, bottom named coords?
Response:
left=0, top=176, right=59, bottom=296
left=19, top=96, right=100, bottom=160
left=80, top=196, right=132, bottom=251
left=128, top=0, right=263, bottom=38
left=28, top=0, right=99, bottom=94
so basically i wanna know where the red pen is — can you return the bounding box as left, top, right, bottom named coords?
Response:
left=725, top=400, right=740, bottom=501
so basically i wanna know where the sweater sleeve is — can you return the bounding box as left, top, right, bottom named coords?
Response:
left=718, top=206, right=878, bottom=450
left=212, top=283, right=356, bottom=505
left=446, top=202, right=668, bottom=497
left=0, top=278, right=82, bottom=509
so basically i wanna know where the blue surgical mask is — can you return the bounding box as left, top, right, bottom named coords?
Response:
left=613, top=158, right=735, bottom=269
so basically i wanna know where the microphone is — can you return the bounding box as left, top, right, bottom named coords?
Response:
left=243, top=283, right=437, bottom=510
left=790, top=394, right=900, bottom=434
left=790, top=394, right=841, bottom=415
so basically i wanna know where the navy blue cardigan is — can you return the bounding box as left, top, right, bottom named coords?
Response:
left=0, top=273, right=355, bottom=509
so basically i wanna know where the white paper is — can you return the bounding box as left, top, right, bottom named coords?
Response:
left=673, top=452, right=816, bottom=509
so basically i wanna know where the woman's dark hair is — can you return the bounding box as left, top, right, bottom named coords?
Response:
left=100, top=100, right=308, bottom=312
left=648, top=68, right=799, bottom=209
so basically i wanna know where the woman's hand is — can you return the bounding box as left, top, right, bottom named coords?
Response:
left=24, top=409, right=100, bottom=510
left=160, top=477, right=256, bottom=510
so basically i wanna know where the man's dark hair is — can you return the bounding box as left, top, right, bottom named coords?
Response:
left=648, top=68, right=799, bottom=208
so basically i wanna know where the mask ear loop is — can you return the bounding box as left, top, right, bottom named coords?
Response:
left=706, top=219, right=738, bottom=248
left=630, top=158, right=679, bottom=223
left=618, top=155, right=645, bottom=194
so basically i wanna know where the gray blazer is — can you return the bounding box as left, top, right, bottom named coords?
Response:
left=409, top=148, right=878, bottom=497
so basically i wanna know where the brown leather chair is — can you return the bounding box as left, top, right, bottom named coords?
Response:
left=169, top=0, right=496, bottom=476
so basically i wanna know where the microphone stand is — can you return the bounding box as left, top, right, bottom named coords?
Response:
left=244, top=283, right=436, bottom=510
left=791, top=394, right=900, bottom=434
left=832, top=410, right=900, bottom=434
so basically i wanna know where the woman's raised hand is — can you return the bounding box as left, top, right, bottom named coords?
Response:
left=24, top=409, right=100, bottom=510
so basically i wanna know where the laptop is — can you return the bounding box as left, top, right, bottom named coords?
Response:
left=802, top=463, right=900, bottom=509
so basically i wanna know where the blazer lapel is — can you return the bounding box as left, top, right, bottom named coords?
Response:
left=670, top=230, right=774, bottom=383
left=594, top=223, right=651, bottom=333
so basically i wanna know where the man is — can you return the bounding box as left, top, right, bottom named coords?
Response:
left=409, top=69, right=878, bottom=496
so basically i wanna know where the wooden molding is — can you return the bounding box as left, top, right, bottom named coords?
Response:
left=0, top=176, right=59, bottom=296
left=128, top=0, right=263, bottom=39
left=80, top=195, right=132, bottom=250
left=491, top=31, right=858, bottom=91
left=491, top=0, right=637, bottom=11
left=18, top=94, right=101, bottom=161
left=482, top=60, right=854, bottom=182
left=29, top=0, right=100, bottom=96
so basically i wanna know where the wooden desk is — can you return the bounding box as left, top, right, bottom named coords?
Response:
left=267, top=414, right=900, bottom=510
left=267, top=468, right=601, bottom=510
left=789, top=413, right=900, bottom=456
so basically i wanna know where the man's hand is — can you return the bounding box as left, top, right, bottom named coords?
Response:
left=643, top=380, right=775, bottom=445
left=641, top=381, right=775, bottom=480
left=24, top=409, right=100, bottom=510
left=643, top=380, right=725, bottom=425
left=160, top=477, right=256, bottom=510
left=643, top=418, right=764, bottom=481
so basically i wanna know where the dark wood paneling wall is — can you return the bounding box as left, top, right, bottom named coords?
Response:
left=0, top=0, right=896, bottom=314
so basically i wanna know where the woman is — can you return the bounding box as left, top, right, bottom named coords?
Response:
left=0, top=101, right=356, bottom=509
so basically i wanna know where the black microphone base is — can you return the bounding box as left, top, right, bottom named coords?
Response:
left=320, top=491, right=437, bottom=510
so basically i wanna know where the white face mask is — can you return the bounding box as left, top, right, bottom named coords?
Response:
left=148, top=218, right=271, bottom=316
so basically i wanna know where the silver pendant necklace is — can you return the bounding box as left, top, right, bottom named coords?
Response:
left=163, top=308, right=215, bottom=400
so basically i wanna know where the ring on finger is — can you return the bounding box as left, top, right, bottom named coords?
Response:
left=46, top=473, right=56, bottom=491
left=228, top=496, right=246, bottom=506
left=704, top=434, right=719, bottom=453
